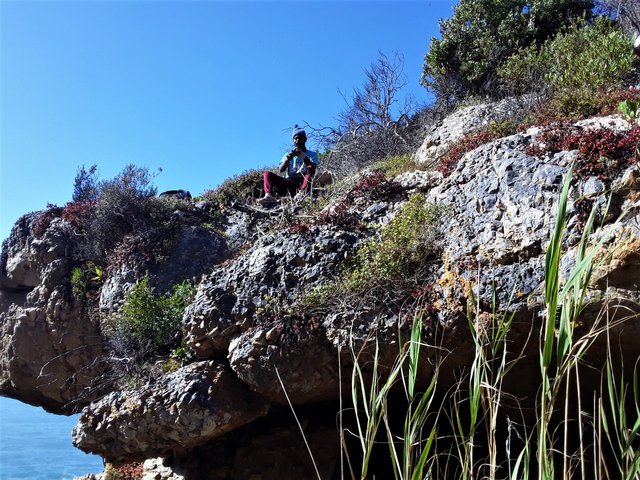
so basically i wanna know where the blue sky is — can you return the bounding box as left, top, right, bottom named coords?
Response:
left=1, top=0, right=457, bottom=241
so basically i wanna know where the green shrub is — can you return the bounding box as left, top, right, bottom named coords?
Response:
left=422, top=0, right=594, bottom=102
left=203, top=168, right=265, bottom=206
left=373, top=154, right=425, bottom=179
left=348, top=194, right=442, bottom=289
left=70, top=267, right=87, bottom=299
left=499, top=17, right=635, bottom=116
left=619, top=99, right=640, bottom=123
left=104, top=276, right=195, bottom=361
left=303, top=194, right=442, bottom=312
left=70, top=263, right=103, bottom=299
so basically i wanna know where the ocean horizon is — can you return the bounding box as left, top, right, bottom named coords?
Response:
left=0, top=396, right=103, bottom=480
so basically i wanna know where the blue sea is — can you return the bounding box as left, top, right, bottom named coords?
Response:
left=0, top=397, right=103, bottom=480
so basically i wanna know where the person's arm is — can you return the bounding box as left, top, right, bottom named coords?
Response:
left=279, top=153, right=293, bottom=173
left=303, top=150, right=318, bottom=168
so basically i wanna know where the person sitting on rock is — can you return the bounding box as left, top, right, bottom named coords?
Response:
left=258, top=125, right=319, bottom=205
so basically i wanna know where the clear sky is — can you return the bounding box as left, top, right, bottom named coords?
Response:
left=1, top=0, right=457, bottom=242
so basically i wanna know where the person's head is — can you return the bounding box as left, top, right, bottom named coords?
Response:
left=292, top=125, right=307, bottom=148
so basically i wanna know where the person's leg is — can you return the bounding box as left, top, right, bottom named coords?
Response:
left=263, top=171, right=297, bottom=195
left=299, top=165, right=316, bottom=193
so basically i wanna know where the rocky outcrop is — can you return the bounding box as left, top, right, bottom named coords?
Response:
left=4, top=99, right=640, bottom=478
left=0, top=216, right=107, bottom=413
left=72, top=362, right=270, bottom=462
left=183, top=225, right=363, bottom=359
left=414, top=95, right=537, bottom=166
left=99, top=225, right=227, bottom=313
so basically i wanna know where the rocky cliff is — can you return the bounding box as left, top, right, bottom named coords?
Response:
left=3, top=96, right=640, bottom=479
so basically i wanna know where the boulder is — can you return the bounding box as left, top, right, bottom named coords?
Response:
left=99, top=226, right=227, bottom=313
left=72, top=362, right=271, bottom=463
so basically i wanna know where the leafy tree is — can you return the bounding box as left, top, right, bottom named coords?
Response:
left=422, top=0, right=595, bottom=103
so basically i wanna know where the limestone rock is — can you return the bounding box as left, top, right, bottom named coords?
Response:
left=99, top=226, right=227, bottom=313
left=133, top=408, right=340, bottom=480
left=1, top=215, right=71, bottom=292
left=414, top=95, right=536, bottom=166
left=0, top=215, right=108, bottom=413
left=72, top=361, right=271, bottom=463
left=6, top=106, right=640, bottom=478
left=228, top=321, right=339, bottom=404
left=183, top=225, right=363, bottom=359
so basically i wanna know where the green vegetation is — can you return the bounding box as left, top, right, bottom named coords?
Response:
left=341, top=170, right=640, bottom=479
left=620, top=99, right=640, bottom=123
left=373, top=154, right=425, bottom=179
left=422, top=0, right=594, bottom=103
left=103, top=463, right=143, bottom=480
left=103, top=276, right=195, bottom=362
left=349, top=194, right=441, bottom=289
left=304, top=194, right=443, bottom=310
left=202, top=168, right=265, bottom=206
left=70, top=263, right=103, bottom=299
left=499, top=17, right=635, bottom=116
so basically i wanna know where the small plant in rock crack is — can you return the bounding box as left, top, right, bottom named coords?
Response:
left=70, top=262, right=104, bottom=300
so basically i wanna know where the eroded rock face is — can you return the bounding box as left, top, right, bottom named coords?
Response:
left=137, top=407, right=340, bottom=480
left=0, top=301, right=106, bottom=414
left=425, top=131, right=570, bottom=310
left=0, top=216, right=108, bottom=413
left=99, top=225, right=227, bottom=313
left=72, top=362, right=271, bottom=463
left=5, top=104, right=640, bottom=478
left=183, top=225, right=363, bottom=359
left=1, top=215, right=70, bottom=292
left=228, top=320, right=340, bottom=404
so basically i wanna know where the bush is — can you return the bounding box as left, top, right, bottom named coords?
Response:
left=103, top=276, right=196, bottom=362
left=422, top=0, right=594, bottom=103
left=305, top=194, right=443, bottom=311
left=80, top=165, right=174, bottom=263
left=202, top=168, right=265, bottom=206
left=348, top=194, right=442, bottom=289
left=70, top=262, right=103, bottom=299
left=499, top=17, right=636, bottom=116
left=373, top=154, right=425, bottom=179
left=103, top=463, right=143, bottom=480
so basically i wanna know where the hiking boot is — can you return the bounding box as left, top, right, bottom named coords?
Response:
left=257, top=193, right=278, bottom=206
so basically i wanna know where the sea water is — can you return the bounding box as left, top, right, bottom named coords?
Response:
left=0, top=396, right=103, bottom=480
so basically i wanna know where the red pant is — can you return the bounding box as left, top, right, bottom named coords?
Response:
left=263, top=166, right=315, bottom=196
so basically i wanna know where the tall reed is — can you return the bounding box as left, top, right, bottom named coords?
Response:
left=341, top=166, right=639, bottom=479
